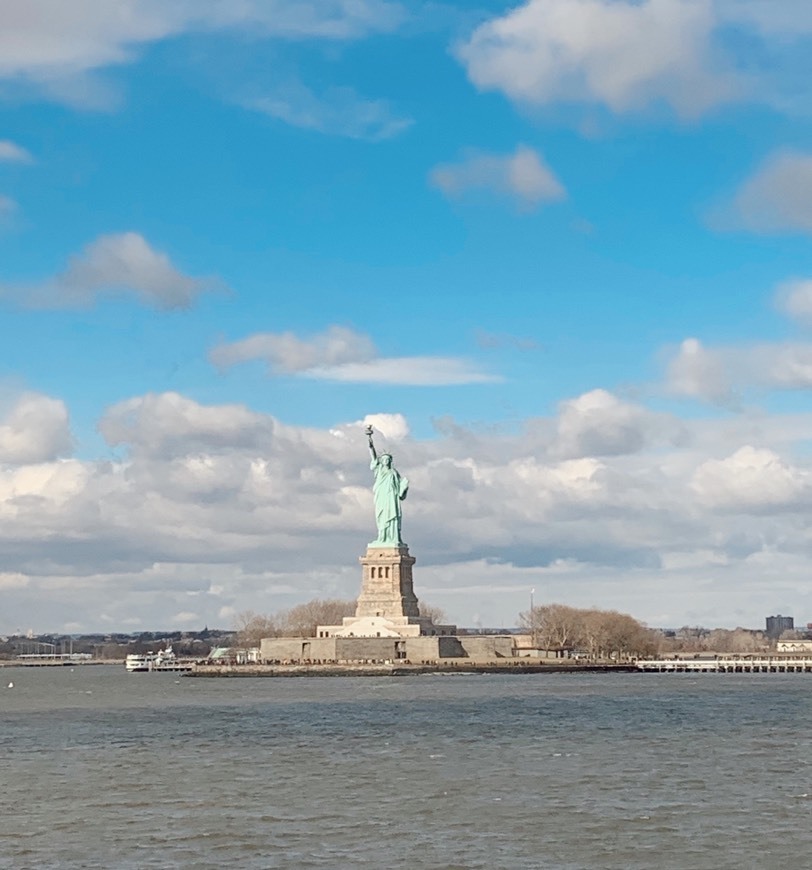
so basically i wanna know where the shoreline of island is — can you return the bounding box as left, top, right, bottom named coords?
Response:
left=184, top=661, right=638, bottom=677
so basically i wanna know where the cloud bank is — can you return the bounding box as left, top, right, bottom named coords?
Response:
left=2, top=387, right=812, bottom=633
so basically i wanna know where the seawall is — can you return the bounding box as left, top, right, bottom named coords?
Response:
left=185, top=662, right=637, bottom=677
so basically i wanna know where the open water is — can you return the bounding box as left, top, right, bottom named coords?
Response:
left=0, top=667, right=810, bottom=869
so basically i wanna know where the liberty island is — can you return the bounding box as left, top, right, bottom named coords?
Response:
left=231, top=428, right=654, bottom=670
left=259, top=426, right=475, bottom=662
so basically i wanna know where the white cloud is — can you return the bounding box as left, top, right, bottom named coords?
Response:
left=764, top=346, right=812, bottom=390
left=0, top=572, right=29, bottom=590
left=171, top=610, right=200, bottom=625
left=188, top=0, right=404, bottom=39
left=99, top=392, right=275, bottom=457
left=0, top=392, right=72, bottom=464
left=0, top=0, right=182, bottom=107
left=730, top=151, right=812, bottom=235
left=776, top=279, right=812, bottom=327
left=552, top=389, right=682, bottom=458
left=665, top=336, right=812, bottom=403
left=360, top=413, right=409, bottom=441
left=306, top=357, right=500, bottom=386
left=3, top=232, right=217, bottom=309
left=431, top=146, right=565, bottom=208
left=210, top=326, right=498, bottom=386
left=456, top=0, right=738, bottom=118
left=211, top=325, right=375, bottom=373
left=666, top=337, right=736, bottom=405
left=0, top=140, right=33, bottom=163
left=0, top=459, right=87, bottom=509
left=692, top=446, right=809, bottom=511
left=5, top=388, right=812, bottom=630
left=0, top=0, right=403, bottom=106
left=247, top=82, right=412, bottom=141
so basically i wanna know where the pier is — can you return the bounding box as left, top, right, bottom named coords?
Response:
left=637, top=656, right=812, bottom=673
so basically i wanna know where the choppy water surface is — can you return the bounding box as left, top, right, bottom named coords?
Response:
left=1, top=668, right=810, bottom=869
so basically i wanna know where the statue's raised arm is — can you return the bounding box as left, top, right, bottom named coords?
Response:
left=365, top=424, right=377, bottom=462
left=365, top=425, right=408, bottom=546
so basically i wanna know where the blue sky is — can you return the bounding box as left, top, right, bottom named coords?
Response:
left=2, top=0, right=812, bottom=633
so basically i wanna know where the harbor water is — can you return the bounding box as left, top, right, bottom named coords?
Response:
left=1, top=667, right=810, bottom=869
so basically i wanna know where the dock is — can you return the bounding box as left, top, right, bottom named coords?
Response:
left=637, top=656, right=812, bottom=673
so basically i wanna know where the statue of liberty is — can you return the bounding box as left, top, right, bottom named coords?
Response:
left=365, top=425, right=409, bottom=546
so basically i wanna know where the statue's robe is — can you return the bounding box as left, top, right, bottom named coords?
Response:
left=371, top=457, right=409, bottom=544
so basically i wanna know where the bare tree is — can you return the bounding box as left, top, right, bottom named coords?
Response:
left=731, top=629, right=768, bottom=653
left=661, top=627, right=769, bottom=655
left=234, top=600, right=356, bottom=643
left=234, top=611, right=283, bottom=648
left=519, top=604, right=585, bottom=651
left=581, top=609, right=612, bottom=660
left=519, top=603, right=657, bottom=659
left=418, top=602, right=448, bottom=624
left=282, top=598, right=356, bottom=636
left=601, top=611, right=658, bottom=660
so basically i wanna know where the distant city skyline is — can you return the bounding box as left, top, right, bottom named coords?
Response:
left=2, top=1, right=812, bottom=632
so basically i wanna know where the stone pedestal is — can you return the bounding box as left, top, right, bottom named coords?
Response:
left=355, top=545, right=419, bottom=620
left=315, top=544, right=457, bottom=639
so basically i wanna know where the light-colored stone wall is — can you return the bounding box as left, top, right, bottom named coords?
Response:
left=261, top=633, right=520, bottom=663
left=261, top=637, right=338, bottom=662
left=336, top=637, right=398, bottom=661
left=458, top=636, right=514, bottom=660
left=403, top=637, right=441, bottom=660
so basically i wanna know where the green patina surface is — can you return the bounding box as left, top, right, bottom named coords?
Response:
left=366, top=427, right=409, bottom=546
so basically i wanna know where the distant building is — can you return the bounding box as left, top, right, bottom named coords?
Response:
left=776, top=639, right=812, bottom=653
left=765, top=614, right=794, bottom=639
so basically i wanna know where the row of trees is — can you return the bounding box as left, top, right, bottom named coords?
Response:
left=658, top=627, right=770, bottom=654
left=235, top=599, right=356, bottom=647
left=517, top=606, right=795, bottom=657
left=519, top=603, right=659, bottom=660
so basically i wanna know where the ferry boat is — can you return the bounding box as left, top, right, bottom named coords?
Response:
left=124, top=645, right=193, bottom=673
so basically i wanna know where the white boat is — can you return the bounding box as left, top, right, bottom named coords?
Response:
left=125, top=645, right=192, bottom=673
